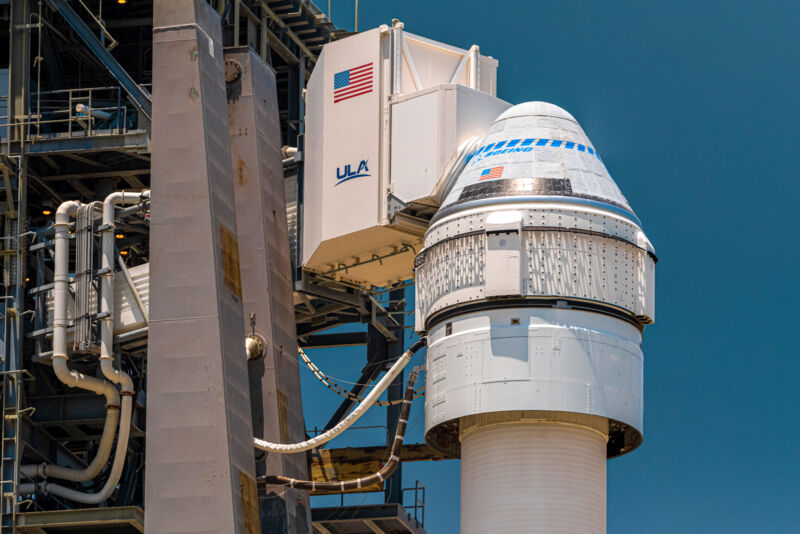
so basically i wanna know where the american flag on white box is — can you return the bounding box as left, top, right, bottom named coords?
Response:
left=333, top=62, right=373, bottom=104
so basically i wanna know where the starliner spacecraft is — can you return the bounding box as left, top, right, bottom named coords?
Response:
left=415, top=102, right=656, bottom=533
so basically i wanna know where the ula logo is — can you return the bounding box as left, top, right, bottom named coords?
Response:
left=336, top=159, right=370, bottom=186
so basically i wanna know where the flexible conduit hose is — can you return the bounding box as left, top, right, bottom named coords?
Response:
left=254, top=338, right=426, bottom=454
left=262, top=365, right=422, bottom=491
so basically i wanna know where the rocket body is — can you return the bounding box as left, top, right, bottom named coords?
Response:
left=415, top=102, right=656, bottom=533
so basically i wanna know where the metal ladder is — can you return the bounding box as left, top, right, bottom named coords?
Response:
left=0, top=158, right=27, bottom=532
left=0, top=367, right=23, bottom=533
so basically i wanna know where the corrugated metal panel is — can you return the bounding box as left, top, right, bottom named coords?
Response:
left=45, top=263, right=149, bottom=336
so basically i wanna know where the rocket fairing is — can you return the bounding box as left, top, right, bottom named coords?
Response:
left=414, top=102, right=656, bottom=533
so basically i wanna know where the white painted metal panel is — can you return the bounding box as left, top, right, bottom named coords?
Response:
left=391, top=90, right=439, bottom=200
left=302, top=27, right=508, bottom=288
left=46, top=262, right=149, bottom=337
left=440, top=102, right=634, bottom=216
left=303, top=28, right=384, bottom=266
left=398, top=32, right=498, bottom=96
left=391, top=85, right=511, bottom=205
left=424, top=308, right=644, bottom=436
left=415, top=223, right=654, bottom=323
left=461, top=422, right=606, bottom=534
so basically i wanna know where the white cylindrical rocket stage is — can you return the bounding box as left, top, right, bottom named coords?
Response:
left=414, top=102, right=656, bottom=533
left=461, top=417, right=607, bottom=534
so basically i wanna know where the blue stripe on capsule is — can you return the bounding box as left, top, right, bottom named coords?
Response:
left=473, top=139, right=600, bottom=160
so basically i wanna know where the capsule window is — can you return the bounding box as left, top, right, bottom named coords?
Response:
left=446, top=322, right=453, bottom=336
left=510, top=318, right=520, bottom=325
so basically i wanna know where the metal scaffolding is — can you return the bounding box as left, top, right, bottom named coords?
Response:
left=0, top=1, right=445, bottom=532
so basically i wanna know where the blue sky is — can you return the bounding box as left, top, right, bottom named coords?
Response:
left=301, top=2, right=800, bottom=532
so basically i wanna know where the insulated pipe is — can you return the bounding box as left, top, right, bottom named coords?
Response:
left=263, top=366, right=422, bottom=491
left=254, top=338, right=427, bottom=453
left=19, top=394, right=133, bottom=504
left=100, top=190, right=149, bottom=395
left=19, top=196, right=140, bottom=500
left=20, top=201, right=121, bottom=483
left=75, top=103, right=112, bottom=121
left=20, top=386, right=119, bottom=482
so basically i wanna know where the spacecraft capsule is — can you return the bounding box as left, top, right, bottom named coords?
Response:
left=415, top=102, right=656, bottom=533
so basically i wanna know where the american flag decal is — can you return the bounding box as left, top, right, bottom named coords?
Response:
left=480, top=166, right=504, bottom=180
left=333, top=63, right=373, bottom=103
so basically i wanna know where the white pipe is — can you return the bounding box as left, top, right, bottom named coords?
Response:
left=20, top=201, right=121, bottom=483
left=19, top=395, right=133, bottom=504
left=254, top=339, right=425, bottom=453
left=75, top=103, right=112, bottom=120
left=19, top=195, right=143, bottom=500
left=100, top=190, right=149, bottom=395
left=52, top=201, right=80, bottom=361
left=20, top=378, right=119, bottom=482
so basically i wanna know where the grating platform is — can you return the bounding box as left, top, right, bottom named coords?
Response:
left=15, top=506, right=144, bottom=533
left=312, top=503, right=425, bottom=534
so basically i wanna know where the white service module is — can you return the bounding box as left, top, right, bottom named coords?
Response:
left=303, top=23, right=509, bottom=288
left=415, top=102, right=656, bottom=534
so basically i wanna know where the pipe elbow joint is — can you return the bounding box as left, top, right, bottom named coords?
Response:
left=52, top=354, right=78, bottom=388
left=55, top=201, right=80, bottom=226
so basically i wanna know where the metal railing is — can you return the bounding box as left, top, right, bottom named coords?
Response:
left=402, top=479, right=426, bottom=527
left=0, top=84, right=150, bottom=145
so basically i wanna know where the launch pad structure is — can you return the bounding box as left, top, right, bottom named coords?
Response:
left=0, top=1, right=439, bottom=532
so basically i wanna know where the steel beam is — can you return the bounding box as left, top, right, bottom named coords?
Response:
left=299, top=332, right=367, bottom=349
left=8, top=0, right=30, bottom=143
left=4, top=131, right=149, bottom=156
left=19, top=417, right=86, bottom=472
left=323, top=324, right=386, bottom=431
left=16, top=506, right=144, bottom=533
left=46, top=0, right=152, bottom=120
left=384, top=287, right=406, bottom=505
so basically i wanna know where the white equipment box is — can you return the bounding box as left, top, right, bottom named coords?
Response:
left=303, top=24, right=510, bottom=288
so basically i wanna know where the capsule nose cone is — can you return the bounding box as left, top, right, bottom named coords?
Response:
left=495, top=101, right=578, bottom=123
left=438, top=101, right=638, bottom=223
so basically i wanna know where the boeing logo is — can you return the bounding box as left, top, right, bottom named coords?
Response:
left=467, top=138, right=601, bottom=167
left=336, top=159, right=370, bottom=186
